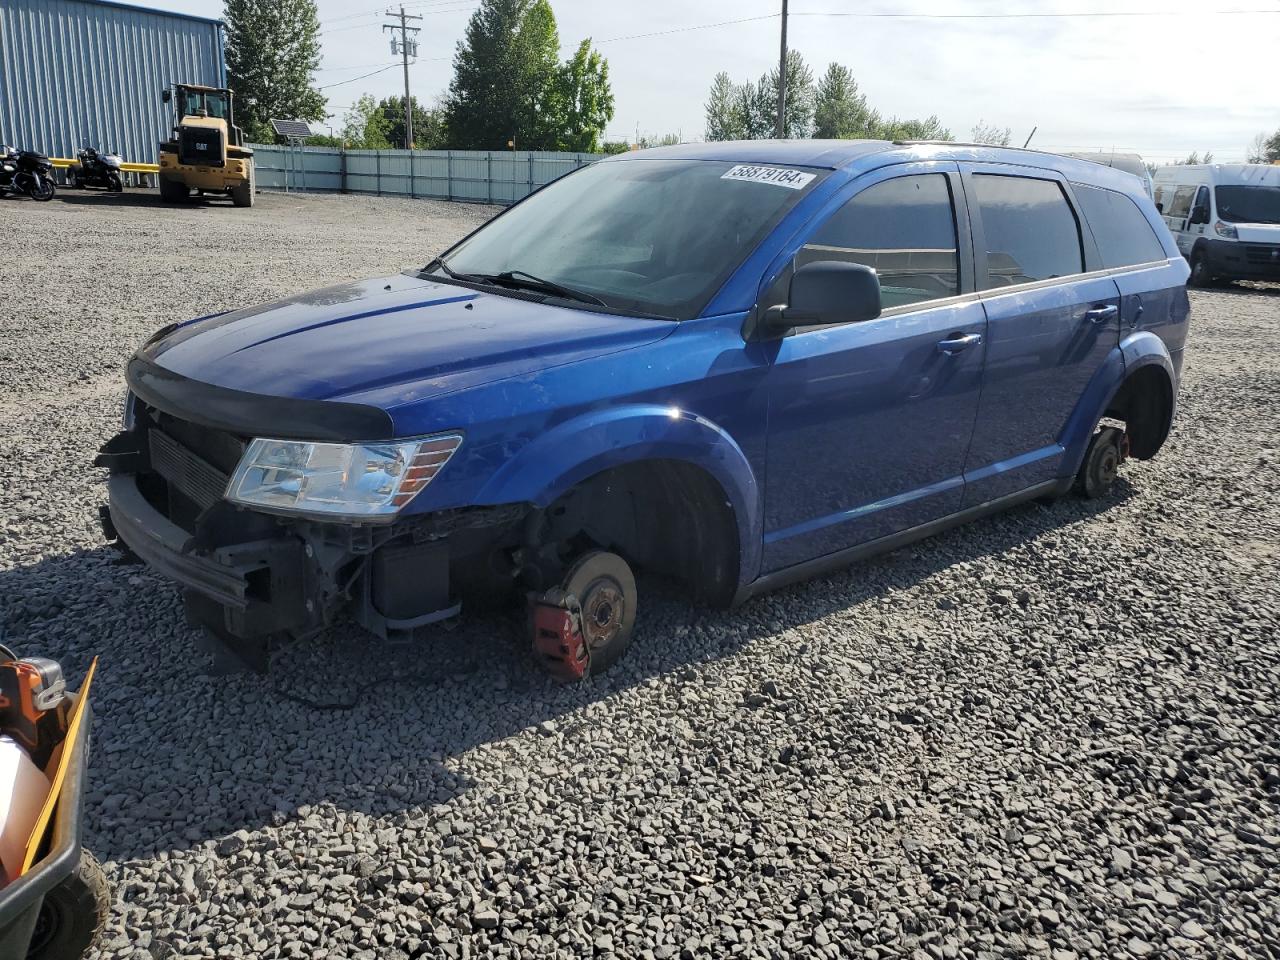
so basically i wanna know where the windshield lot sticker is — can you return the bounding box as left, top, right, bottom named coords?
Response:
left=721, top=165, right=816, bottom=190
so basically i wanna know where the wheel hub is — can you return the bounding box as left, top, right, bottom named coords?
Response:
left=581, top=579, right=624, bottom=650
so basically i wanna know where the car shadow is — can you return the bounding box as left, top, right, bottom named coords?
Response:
left=0, top=479, right=1135, bottom=865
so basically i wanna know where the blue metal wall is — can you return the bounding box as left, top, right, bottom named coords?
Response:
left=0, top=0, right=225, bottom=162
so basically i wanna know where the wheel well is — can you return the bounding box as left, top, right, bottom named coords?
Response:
left=1105, top=365, right=1173, bottom=460
left=537, top=460, right=740, bottom=607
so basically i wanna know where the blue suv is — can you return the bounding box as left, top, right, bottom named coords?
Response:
left=99, top=141, right=1190, bottom=676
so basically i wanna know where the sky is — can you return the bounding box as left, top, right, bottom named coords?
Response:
left=150, top=0, right=1279, bottom=163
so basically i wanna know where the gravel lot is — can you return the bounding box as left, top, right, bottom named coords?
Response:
left=1, top=188, right=1277, bottom=960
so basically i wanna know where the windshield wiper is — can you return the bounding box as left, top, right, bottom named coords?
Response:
left=482, top=270, right=608, bottom=307
left=424, top=260, right=608, bottom=308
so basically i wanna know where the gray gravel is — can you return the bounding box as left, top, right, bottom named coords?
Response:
left=2, top=188, right=1278, bottom=960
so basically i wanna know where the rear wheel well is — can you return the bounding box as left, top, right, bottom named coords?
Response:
left=1105, top=365, right=1173, bottom=459
left=536, top=460, right=740, bottom=607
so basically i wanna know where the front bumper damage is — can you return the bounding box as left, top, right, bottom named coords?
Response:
left=97, top=416, right=524, bottom=671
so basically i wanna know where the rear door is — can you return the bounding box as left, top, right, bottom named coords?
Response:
left=1159, top=181, right=1200, bottom=257
left=761, top=164, right=987, bottom=571
left=960, top=165, right=1121, bottom=505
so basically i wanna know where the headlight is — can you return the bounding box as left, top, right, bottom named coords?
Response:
left=1214, top=221, right=1238, bottom=240
left=226, top=434, right=462, bottom=520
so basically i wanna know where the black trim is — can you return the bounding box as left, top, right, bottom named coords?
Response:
left=1198, top=237, right=1280, bottom=281
left=732, top=479, right=1066, bottom=606
left=106, top=474, right=251, bottom=609
left=127, top=356, right=395, bottom=442
left=0, top=693, right=91, bottom=957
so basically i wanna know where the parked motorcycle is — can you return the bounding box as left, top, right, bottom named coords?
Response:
left=0, top=147, right=56, bottom=201
left=68, top=148, right=123, bottom=192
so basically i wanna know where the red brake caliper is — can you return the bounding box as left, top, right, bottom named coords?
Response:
left=530, top=589, right=589, bottom=681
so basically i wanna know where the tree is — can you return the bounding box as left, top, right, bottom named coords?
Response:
left=547, top=39, right=614, bottom=152
left=1248, top=130, right=1280, bottom=163
left=873, top=115, right=952, bottom=141
left=341, top=94, right=392, bottom=149
left=812, top=63, right=878, bottom=139
left=224, top=0, right=326, bottom=144
left=601, top=141, right=631, bottom=155
left=970, top=119, right=1011, bottom=146
left=1178, top=151, right=1213, bottom=165
left=445, top=0, right=608, bottom=150
left=703, top=55, right=948, bottom=143
left=705, top=72, right=745, bottom=142
left=377, top=95, right=446, bottom=150
left=638, top=132, right=682, bottom=148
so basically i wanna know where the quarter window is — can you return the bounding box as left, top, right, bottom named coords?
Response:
left=1072, top=183, right=1167, bottom=268
left=801, top=174, right=959, bottom=309
left=973, top=175, right=1083, bottom=288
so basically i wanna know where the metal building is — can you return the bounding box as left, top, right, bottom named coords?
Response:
left=0, top=0, right=225, bottom=162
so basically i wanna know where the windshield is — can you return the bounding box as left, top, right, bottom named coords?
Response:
left=433, top=159, right=826, bottom=319
left=1215, top=185, right=1280, bottom=224
left=180, top=89, right=228, bottom=120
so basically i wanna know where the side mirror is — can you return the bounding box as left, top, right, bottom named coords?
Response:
left=1190, top=204, right=1210, bottom=225
left=767, top=260, right=882, bottom=331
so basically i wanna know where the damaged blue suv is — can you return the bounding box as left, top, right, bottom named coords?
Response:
left=99, top=141, right=1190, bottom=676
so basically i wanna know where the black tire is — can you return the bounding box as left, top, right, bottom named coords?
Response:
left=1074, top=426, right=1124, bottom=499
left=231, top=163, right=255, bottom=208
left=158, top=177, right=187, bottom=203
left=108, top=173, right=122, bottom=193
left=26, top=850, right=110, bottom=960
left=1188, top=248, right=1213, bottom=287
left=27, top=176, right=55, bottom=202
left=562, top=550, right=637, bottom=677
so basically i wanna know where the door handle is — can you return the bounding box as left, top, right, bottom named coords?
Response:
left=1084, top=305, right=1119, bottom=325
left=936, top=332, right=983, bottom=355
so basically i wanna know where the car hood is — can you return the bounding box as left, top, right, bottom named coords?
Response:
left=1231, top=222, right=1280, bottom=243
left=142, top=272, right=675, bottom=407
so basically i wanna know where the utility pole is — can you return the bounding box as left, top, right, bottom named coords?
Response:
left=775, top=0, right=789, bottom=139
left=383, top=6, right=422, bottom=149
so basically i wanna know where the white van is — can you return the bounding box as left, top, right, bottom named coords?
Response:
left=1061, top=152, right=1154, bottom=199
left=1151, top=163, right=1280, bottom=286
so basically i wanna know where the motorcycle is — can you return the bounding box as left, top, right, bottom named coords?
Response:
left=68, top=148, right=123, bottom=192
left=0, top=147, right=56, bottom=201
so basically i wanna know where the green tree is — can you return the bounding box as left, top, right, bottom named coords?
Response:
left=224, top=0, right=326, bottom=144
left=873, top=115, right=952, bottom=141
left=377, top=95, right=446, bottom=150
left=1264, top=131, right=1280, bottom=163
left=548, top=39, right=614, bottom=152
left=1178, top=151, right=1213, bottom=165
left=812, top=63, right=878, bottom=139
left=765, top=49, right=815, bottom=139
left=970, top=119, right=1011, bottom=146
left=601, top=140, right=631, bottom=155
left=341, top=94, right=392, bottom=149
left=445, top=0, right=565, bottom=150
left=705, top=71, right=745, bottom=141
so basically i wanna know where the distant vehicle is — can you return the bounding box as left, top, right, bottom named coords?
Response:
left=1060, top=152, right=1154, bottom=199
left=100, top=141, right=1189, bottom=678
left=68, top=147, right=123, bottom=192
left=1152, top=163, right=1280, bottom=286
left=157, top=83, right=255, bottom=207
left=0, top=146, right=55, bottom=201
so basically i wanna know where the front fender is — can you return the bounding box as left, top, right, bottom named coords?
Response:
left=476, top=404, right=763, bottom=585
left=1058, top=331, right=1175, bottom=479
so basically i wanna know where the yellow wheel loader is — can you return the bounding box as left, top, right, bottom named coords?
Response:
left=157, top=83, right=255, bottom=208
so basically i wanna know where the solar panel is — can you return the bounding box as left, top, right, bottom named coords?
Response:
left=271, top=119, right=314, bottom=138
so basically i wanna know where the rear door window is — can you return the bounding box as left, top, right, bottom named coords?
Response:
left=801, top=173, right=959, bottom=309
left=972, top=175, right=1084, bottom=288
left=1072, top=183, right=1167, bottom=268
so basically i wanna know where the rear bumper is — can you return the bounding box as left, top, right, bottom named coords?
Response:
left=0, top=694, right=92, bottom=956
left=1200, top=238, right=1280, bottom=280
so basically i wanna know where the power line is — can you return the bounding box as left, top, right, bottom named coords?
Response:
left=791, top=6, right=1280, bottom=17
left=595, top=14, right=780, bottom=44
left=317, top=63, right=400, bottom=90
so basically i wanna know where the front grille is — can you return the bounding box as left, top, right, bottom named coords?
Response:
left=148, top=428, right=231, bottom=511
left=1243, top=244, right=1280, bottom=265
